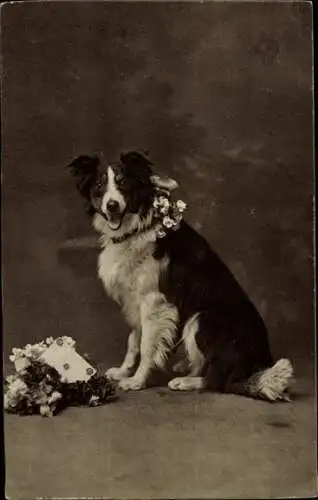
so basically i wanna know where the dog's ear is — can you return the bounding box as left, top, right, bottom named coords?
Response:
left=68, top=155, right=100, bottom=199
left=120, top=150, right=153, bottom=169
left=150, top=174, right=179, bottom=193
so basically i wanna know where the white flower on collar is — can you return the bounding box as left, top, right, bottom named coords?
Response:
left=162, top=216, right=175, bottom=229
left=176, top=200, right=187, bottom=212
left=154, top=196, right=169, bottom=208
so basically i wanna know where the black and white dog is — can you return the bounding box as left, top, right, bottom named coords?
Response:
left=69, top=150, right=293, bottom=400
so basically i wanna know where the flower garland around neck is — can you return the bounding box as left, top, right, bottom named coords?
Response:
left=152, top=189, right=187, bottom=239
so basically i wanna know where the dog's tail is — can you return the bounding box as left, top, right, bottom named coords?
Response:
left=229, top=358, right=294, bottom=401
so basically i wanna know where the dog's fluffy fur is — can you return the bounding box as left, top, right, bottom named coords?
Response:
left=69, top=150, right=293, bottom=399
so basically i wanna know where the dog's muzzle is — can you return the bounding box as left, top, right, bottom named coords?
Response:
left=97, top=199, right=126, bottom=231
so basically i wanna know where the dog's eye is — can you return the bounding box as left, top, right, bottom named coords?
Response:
left=115, top=175, right=125, bottom=186
left=93, top=181, right=104, bottom=196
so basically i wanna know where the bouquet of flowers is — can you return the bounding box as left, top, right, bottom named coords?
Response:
left=4, top=336, right=116, bottom=417
left=152, top=190, right=187, bottom=239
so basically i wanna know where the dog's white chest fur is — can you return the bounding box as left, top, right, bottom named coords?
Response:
left=98, top=234, right=167, bottom=329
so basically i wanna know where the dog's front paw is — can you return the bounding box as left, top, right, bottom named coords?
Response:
left=168, top=376, right=205, bottom=391
left=118, top=376, right=146, bottom=391
left=106, top=366, right=130, bottom=381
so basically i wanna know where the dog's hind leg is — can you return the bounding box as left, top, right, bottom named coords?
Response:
left=106, top=330, right=140, bottom=381
left=168, top=313, right=207, bottom=391
left=119, top=292, right=179, bottom=391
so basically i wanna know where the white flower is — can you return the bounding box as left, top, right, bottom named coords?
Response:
left=40, top=404, right=53, bottom=417
left=153, top=196, right=170, bottom=210
left=160, top=205, right=169, bottom=215
left=23, top=344, right=33, bottom=358
left=176, top=200, right=187, bottom=212
left=163, top=216, right=175, bottom=229
left=88, top=395, right=100, bottom=406
left=60, top=336, right=76, bottom=348
left=12, top=347, right=23, bottom=357
left=48, top=391, right=62, bottom=404
left=46, top=337, right=54, bottom=345
left=14, top=357, right=30, bottom=373
left=27, top=344, right=47, bottom=360
left=160, top=197, right=170, bottom=207
left=6, top=375, right=17, bottom=384
left=10, top=347, right=24, bottom=362
left=8, top=378, right=28, bottom=396
left=12, top=341, right=47, bottom=361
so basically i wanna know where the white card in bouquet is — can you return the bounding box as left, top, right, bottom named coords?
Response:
left=41, top=342, right=96, bottom=383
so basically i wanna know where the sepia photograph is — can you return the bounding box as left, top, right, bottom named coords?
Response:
left=1, top=0, right=316, bottom=498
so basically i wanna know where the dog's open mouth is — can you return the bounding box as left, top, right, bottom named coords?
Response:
left=103, top=210, right=127, bottom=231
left=96, top=209, right=125, bottom=231
left=107, top=214, right=123, bottom=231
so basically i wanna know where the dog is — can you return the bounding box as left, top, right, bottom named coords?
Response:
left=69, top=150, right=293, bottom=400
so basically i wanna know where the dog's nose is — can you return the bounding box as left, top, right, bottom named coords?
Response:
left=106, top=200, right=120, bottom=213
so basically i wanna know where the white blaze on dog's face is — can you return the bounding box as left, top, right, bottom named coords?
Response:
left=100, top=166, right=127, bottom=230
left=90, top=160, right=155, bottom=232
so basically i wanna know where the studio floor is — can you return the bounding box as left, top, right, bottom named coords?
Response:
left=4, top=359, right=317, bottom=499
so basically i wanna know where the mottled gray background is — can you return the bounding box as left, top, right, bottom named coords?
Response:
left=2, top=2, right=316, bottom=498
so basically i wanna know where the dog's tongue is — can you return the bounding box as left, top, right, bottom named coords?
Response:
left=108, top=213, right=122, bottom=230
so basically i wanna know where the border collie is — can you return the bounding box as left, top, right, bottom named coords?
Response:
left=69, top=150, right=293, bottom=400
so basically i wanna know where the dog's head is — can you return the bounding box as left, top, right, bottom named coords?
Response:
left=69, top=150, right=178, bottom=234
